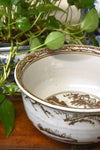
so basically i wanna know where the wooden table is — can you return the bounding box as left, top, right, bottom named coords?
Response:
left=0, top=96, right=100, bottom=150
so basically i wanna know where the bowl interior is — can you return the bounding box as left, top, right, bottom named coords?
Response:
left=22, top=52, right=100, bottom=101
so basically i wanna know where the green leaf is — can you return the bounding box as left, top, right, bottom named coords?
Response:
left=68, top=26, right=83, bottom=38
left=44, top=31, right=65, bottom=50
left=15, top=6, right=38, bottom=18
left=4, top=83, right=17, bottom=95
left=67, top=0, right=95, bottom=9
left=91, top=37, right=99, bottom=47
left=67, top=0, right=74, bottom=6
left=0, top=87, right=3, bottom=94
left=11, top=0, right=25, bottom=5
left=46, top=16, right=60, bottom=30
left=46, top=16, right=66, bottom=30
left=0, top=20, right=5, bottom=28
left=37, top=4, right=65, bottom=13
left=7, top=85, right=15, bottom=96
left=0, top=94, right=5, bottom=104
left=29, top=34, right=42, bottom=50
left=69, top=41, right=77, bottom=44
left=16, top=17, right=31, bottom=31
left=27, top=9, right=38, bottom=16
left=0, top=99, right=15, bottom=137
left=15, top=6, right=27, bottom=17
left=11, top=0, right=20, bottom=5
left=0, top=0, right=12, bottom=6
left=81, top=8, right=99, bottom=33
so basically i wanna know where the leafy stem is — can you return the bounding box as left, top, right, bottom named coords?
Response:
left=17, top=43, right=45, bottom=55
left=31, top=12, right=43, bottom=28
left=8, top=5, right=12, bottom=40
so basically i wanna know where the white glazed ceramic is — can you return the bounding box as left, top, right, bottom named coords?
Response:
left=14, top=45, right=100, bottom=144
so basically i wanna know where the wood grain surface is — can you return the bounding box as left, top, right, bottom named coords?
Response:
left=0, top=96, right=100, bottom=150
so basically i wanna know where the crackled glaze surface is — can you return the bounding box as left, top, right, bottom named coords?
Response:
left=15, top=45, right=100, bottom=144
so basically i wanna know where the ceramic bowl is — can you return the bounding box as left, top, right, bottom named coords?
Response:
left=14, top=45, right=100, bottom=144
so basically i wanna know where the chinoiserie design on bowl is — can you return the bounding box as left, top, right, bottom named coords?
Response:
left=14, top=45, right=100, bottom=144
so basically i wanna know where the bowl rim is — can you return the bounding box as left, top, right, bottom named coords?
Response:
left=14, top=44, right=100, bottom=113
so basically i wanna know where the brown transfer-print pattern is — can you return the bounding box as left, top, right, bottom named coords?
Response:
left=37, top=123, right=78, bottom=143
left=24, top=95, right=38, bottom=111
left=40, top=105, right=53, bottom=118
left=68, top=93, right=100, bottom=109
left=64, top=115, right=95, bottom=125
left=64, top=113, right=100, bottom=125
left=24, top=95, right=54, bottom=118
left=46, top=95, right=68, bottom=107
left=46, top=91, right=100, bottom=109
left=24, top=95, right=100, bottom=126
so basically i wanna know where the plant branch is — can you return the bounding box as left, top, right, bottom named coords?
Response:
left=31, top=12, right=43, bottom=28
left=16, top=43, right=45, bottom=55
left=8, top=6, right=12, bottom=40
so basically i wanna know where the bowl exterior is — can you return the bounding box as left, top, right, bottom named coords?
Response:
left=22, top=92, right=100, bottom=144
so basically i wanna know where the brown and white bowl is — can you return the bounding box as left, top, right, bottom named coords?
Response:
left=14, top=45, right=100, bottom=144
